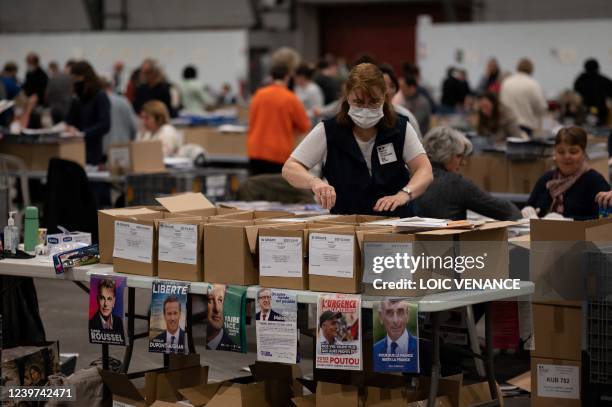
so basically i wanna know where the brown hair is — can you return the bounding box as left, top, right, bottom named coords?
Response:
left=337, top=63, right=396, bottom=129
left=517, top=58, right=533, bottom=74
left=142, top=100, right=170, bottom=127
left=555, top=126, right=587, bottom=151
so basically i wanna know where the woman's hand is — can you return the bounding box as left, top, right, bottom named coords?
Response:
left=521, top=206, right=540, bottom=219
left=311, top=178, right=336, bottom=210
left=596, top=191, right=612, bottom=209
left=373, top=192, right=410, bottom=212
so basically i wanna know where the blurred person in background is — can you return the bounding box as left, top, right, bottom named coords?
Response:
left=402, top=63, right=436, bottom=113
left=217, top=83, right=237, bottom=106
left=477, top=58, right=502, bottom=94
left=476, top=91, right=523, bottom=143
left=112, top=61, right=124, bottom=94
left=124, top=68, right=140, bottom=104
left=46, top=60, right=74, bottom=123
left=294, top=63, right=324, bottom=124
left=178, top=65, right=215, bottom=113
left=415, top=127, right=520, bottom=220
left=440, top=67, right=471, bottom=113
left=66, top=61, right=111, bottom=166
left=136, top=100, right=181, bottom=157
left=101, top=77, right=138, bottom=155
left=573, top=58, right=612, bottom=126
left=379, top=64, right=422, bottom=139
left=0, top=62, right=20, bottom=125
left=23, top=52, right=48, bottom=106
left=557, top=90, right=586, bottom=126
left=500, top=58, right=547, bottom=135
left=393, top=75, right=431, bottom=135
left=133, top=59, right=174, bottom=117
left=314, top=57, right=342, bottom=106
left=247, top=62, right=311, bottom=175
left=522, top=126, right=609, bottom=220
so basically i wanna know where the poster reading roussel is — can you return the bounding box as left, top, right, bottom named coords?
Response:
left=149, top=280, right=190, bottom=354
left=89, top=274, right=126, bottom=345
left=316, top=294, right=362, bottom=370
left=373, top=299, right=419, bottom=373
left=205, top=284, right=247, bottom=353
left=255, top=288, right=298, bottom=364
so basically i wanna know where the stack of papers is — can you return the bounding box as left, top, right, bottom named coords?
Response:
left=367, top=217, right=485, bottom=231
left=218, top=124, right=247, bottom=133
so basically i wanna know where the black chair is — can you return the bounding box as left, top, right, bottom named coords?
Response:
left=43, top=158, right=99, bottom=243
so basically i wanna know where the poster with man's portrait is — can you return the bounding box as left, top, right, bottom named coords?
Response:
left=88, top=275, right=126, bottom=345
left=149, top=280, right=190, bottom=354
left=373, top=299, right=419, bottom=373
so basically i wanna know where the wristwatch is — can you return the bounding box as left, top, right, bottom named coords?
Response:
left=400, top=186, right=413, bottom=201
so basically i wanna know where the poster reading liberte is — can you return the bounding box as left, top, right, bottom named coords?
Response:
left=316, top=294, right=362, bottom=370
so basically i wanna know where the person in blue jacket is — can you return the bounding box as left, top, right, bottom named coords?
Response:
left=283, top=63, right=432, bottom=217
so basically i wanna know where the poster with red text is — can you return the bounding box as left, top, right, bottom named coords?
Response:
left=316, top=294, right=361, bottom=370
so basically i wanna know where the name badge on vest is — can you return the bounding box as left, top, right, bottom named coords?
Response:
left=377, top=143, right=398, bottom=165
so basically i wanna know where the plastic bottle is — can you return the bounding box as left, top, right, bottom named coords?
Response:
left=24, top=206, right=39, bottom=253
left=3, top=211, right=19, bottom=254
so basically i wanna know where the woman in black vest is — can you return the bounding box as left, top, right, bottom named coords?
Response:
left=283, top=63, right=433, bottom=216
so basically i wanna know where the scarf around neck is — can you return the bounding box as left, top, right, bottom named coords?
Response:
left=546, top=161, right=589, bottom=215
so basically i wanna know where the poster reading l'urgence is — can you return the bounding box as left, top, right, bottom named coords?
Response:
left=149, top=280, right=190, bottom=354
left=88, top=275, right=126, bottom=345
left=316, top=294, right=362, bottom=370
left=255, top=288, right=298, bottom=364
left=373, top=299, right=419, bottom=373
left=205, top=284, right=247, bottom=353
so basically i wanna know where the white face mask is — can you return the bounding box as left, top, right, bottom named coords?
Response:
left=348, top=105, right=384, bottom=129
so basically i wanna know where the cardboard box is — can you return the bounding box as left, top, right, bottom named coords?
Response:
left=0, top=137, right=86, bottom=170
left=183, top=126, right=247, bottom=156
left=206, top=382, right=270, bottom=407
left=460, top=152, right=508, bottom=192
left=98, top=207, right=161, bottom=264
left=178, top=383, right=224, bottom=407
left=113, top=212, right=195, bottom=276
left=158, top=218, right=205, bottom=282
left=250, top=361, right=303, bottom=407
left=530, top=357, right=581, bottom=407
left=315, top=382, right=360, bottom=407
left=308, top=225, right=363, bottom=294
left=99, top=355, right=208, bottom=406
left=532, top=302, right=582, bottom=361
left=257, top=224, right=311, bottom=290
left=530, top=218, right=612, bottom=302
left=108, top=140, right=165, bottom=174
left=314, top=214, right=391, bottom=226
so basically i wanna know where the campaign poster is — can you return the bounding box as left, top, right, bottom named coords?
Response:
left=149, top=280, right=190, bottom=354
left=373, top=299, right=419, bottom=373
left=316, top=294, right=362, bottom=370
left=88, top=275, right=126, bottom=345
left=205, top=284, right=247, bottom=353
left=22, top=351, right=48, bottom=386
left=255, top=288, right=298, bottom=364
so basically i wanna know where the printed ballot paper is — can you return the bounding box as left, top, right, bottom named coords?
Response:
left=255, top=288, right=298, bottom=364
left=316, top=294, right=362, bottom=370
left=259, top=236, right=303, bottom=277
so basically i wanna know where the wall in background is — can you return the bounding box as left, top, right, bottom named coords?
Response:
left=476, top=0, right=612, bottom=22
left=0, top=30, right=248, bottom=91
left=417, top=16, right=612, bottom=100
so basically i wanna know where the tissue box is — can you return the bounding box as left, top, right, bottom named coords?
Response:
left=47, top=231, right=92, bottom=248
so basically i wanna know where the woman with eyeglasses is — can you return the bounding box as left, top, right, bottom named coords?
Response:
left=414, top=127, right=521, bottom=221
left=282, top=63, right=433, bottom=216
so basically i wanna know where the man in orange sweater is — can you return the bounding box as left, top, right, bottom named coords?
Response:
left=247, top=63, right=311, bottom=175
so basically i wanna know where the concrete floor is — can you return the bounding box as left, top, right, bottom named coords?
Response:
left=34, top=278, right=530, bottom=406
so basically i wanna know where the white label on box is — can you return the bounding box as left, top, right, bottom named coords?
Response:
left=206, top=174, right=227, bottom=197
left=109, top=146, right=131, bottom=170
left=113, top=221, right=153, bottom=263
left=537, top=364, right=580, bottom=399
left=113, top=401, right=137, bottom=407
left=362, top=241, right=413, bottom=284
left=309, top=233, right=355, bottom=278
left=158, top=223, right=198, bottom=265
left=259, top=236, right=302, bottom=277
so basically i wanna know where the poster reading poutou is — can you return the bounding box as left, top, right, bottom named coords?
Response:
left=149, top=280, right=190, bottom=354
left=373, top=299, right=419, bottom=373
left=88, top=274, right=126, bottom=345
left=316, top=294, right=362, bottom=370
left=255, top=288, right=298, bottom=364
left=205, top=284, right=247, bottom=353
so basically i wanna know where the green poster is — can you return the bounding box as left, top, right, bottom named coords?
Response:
left=205, top=284, right=247, bottom=353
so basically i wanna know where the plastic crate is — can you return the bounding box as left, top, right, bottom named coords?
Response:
left=125, top=169, right=247, bottom=206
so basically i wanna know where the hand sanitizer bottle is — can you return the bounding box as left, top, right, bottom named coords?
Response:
left=4, top=211, right=19, bottom=254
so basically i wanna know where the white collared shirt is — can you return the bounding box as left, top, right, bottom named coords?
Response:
left=166, top=329, right=179, bottom=346
left=207, top=328, right=224, bottom=350
left=260, top=310, right=269, bottom=321
left=100, top=314, right=113, bottom=330
left=386, top=329, right=409, bottom=355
